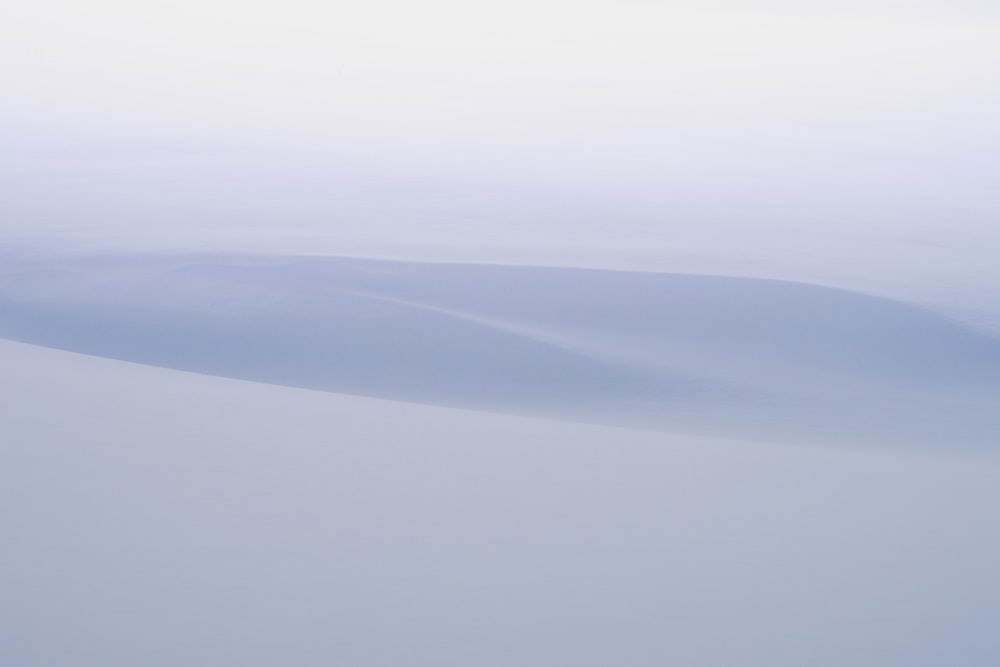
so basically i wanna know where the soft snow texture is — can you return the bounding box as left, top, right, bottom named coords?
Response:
left=2, top=253, right=999, bottom=447
left=4, top=338, right=1000, bottom=667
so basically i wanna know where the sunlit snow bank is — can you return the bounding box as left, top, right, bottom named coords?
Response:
left=2, top=253, right=999, bottom=447
left=3, top=338, right=1000, bottom=666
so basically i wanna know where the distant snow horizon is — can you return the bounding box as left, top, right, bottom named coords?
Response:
left=3, top=0, right=999, bottom=330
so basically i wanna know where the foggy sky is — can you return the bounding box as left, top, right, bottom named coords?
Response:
left=3, top=0, right=998, bottom=325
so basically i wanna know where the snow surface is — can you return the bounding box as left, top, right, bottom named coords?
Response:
left=3, top=1, right=999, bottom=663
left=4, top=337, right=1000, bottom=666
left=3, top=253, right=999, bottom=448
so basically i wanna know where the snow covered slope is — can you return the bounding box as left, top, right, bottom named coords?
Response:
left=3, top=253, right=999, bottom=447
left=4, top=338, right=1000, bottom=666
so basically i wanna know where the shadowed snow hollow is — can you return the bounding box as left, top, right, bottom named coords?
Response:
left=2, top=253, right=999, bottom=446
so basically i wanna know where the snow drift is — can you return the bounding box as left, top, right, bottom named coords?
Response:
left=2, top=253, right=999, bottom=447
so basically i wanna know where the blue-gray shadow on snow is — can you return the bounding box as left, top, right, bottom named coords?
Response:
left=2, top=254, right=999, bottom=446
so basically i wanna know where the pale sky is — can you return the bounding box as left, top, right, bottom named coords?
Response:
left=2, top=0, right=999, bottom=325
left=5, top=0, right=997, bottom=142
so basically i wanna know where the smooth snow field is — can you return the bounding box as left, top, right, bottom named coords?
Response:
left=4, top=337, right=1000, bottom=667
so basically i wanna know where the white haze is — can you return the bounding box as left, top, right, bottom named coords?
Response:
left=2, top=0, right=1000, bottom=326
